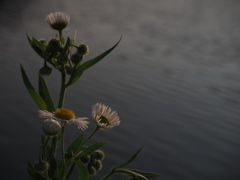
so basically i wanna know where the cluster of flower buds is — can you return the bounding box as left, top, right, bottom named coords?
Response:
left=79, top=149, right=105, bottom=175
left=34, top=12, right=89, bottom=77
left=33, top=161, right=50, bottom=173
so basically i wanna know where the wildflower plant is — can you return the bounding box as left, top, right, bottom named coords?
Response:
left=21, top=12, right=160, bottom=180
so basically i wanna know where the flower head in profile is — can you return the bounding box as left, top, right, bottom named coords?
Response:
left=46, top=12, right=70, bottom=31
left=39, top=108, right=89, bottom=130
left=92, top=103, right=120, bottom=129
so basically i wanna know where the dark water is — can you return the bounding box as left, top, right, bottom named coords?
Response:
left=1, top=0, right=240, bottom=179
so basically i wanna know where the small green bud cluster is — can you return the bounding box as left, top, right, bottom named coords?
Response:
left=77, top=44, right=89, bottom=56
left=34, top=161, right=50, bottom=173
left=39, top=65, right=52, bottom=76
left=70, top=53, right=82, bottom=65
left=46, top=39, right=62, bottom=54
left=79, top=149, right=105, bottom=175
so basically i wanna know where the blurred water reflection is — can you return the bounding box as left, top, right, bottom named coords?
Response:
left=1, top=0, right=240, bottom=179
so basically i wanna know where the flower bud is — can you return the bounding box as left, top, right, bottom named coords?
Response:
left=42, top=119, right=61, bottom=136
left=92, top=150, right=105, bottom=160
left=71, top=53, right=82, bottom=65
left=87, top=166, right=96, bottom=175
left=34, top=161, right=49, bottom=173
left=46, top=39, right=61, bottom=53
left=46, top=12, right=70, bottom=31
left=79, top=155, right=90, bottom=164
left=39, top=66, right=52, bottom=76
left=66, top=65, right=73, bottom=75
left=77, top=44, right=89, bottom=56
left=92, top=160, right=102, bottom=171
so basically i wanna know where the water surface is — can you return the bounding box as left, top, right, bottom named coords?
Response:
left=1, top=0, right=240, bottom=179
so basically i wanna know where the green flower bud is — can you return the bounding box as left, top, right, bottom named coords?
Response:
left=71, top=53, right=82, bottom=65
left=92, top=150, right=105, bottom=160
left=34, top=161, right=50, bottom=173
left=88, top=166, right=96, bottom=175
left=79, top=155, right=90, bottom=164
left=66, top=65, right=73, bottom=75
left=42, top=119, right=61, bottom=136
left=77, top=44, right=89, bottom=56
left=92, top=160, right=102, bottom=171
left=39, top=66, right=52, bottom=76
left=46, top=39, right=61, bottom=53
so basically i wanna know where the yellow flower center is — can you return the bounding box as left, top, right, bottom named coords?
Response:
left=54, top=108, right=75, bottom=120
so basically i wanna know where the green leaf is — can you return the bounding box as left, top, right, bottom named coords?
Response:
left=48, top=158, right=58, bottom=179
left=67, top=133, right=84, bottom=155
left=115, top=169, right=148, bottom=180
left=128, top=169, right=160, bottom=178
left=60, top=35, right=65, bottom=46
left=76, top=160, right=89, bottom=180
left=67, top=36, right=122, bottom=87
left=38, top=75, right=56, bottom=112
left=32, top=37, right=45, bottom=51
left=79, top=142, right=108, bottom=157
left=114, top=148, right=142, bottom=169
left=72, top=30, right=77, bottom=45
left=27, top=35, right=45, bottom=58
left=20, top=65, right=47, bottom=110
left=59, top=160, right=75, bottom=180
left=27, top=162, right=45, bottom=180
left=58, top=37, right=71, bottom=64
left=65, top=163, right=75, bottom=180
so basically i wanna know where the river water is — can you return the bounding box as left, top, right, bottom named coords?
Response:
left=1, top=0, right=240, bottom=179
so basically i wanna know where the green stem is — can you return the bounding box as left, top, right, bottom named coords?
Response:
left=82, top=126, right=100, bottom=146
left=39, top=135, right=50, bottom=162
left=58, top=67, right=67, bottom=165
left=59, top=30, right=63, bottom=42
left=61, top=125, right=66, bottom=165
left=58, top=71, right=66, bottom=108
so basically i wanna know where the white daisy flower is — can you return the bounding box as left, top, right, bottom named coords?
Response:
left=46, top=12, right=70, bottom=31
left=39, top=108, right=89, bottom=130
left=92, top=103, right=120, bottom=129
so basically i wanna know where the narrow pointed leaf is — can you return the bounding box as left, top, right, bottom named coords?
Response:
left=114, top=148, right=142, bottom=169
left=128, top=169, right=160, bottom=178
left=67, top=133, right=84, bottom=154
left=58, top=37, right=71, bottom=63
left=27, top=35, right=44, bottom=58
left=79, top=142, right=108, bottom=157
left=76, top=160, right=89, bottom=180
left=32, top=37, right=45, bottom=51
left=67, top=36, right=122, bottom=86
left=65, top=163, right=75, bottom=180
left=20, top=65, right=47, bottom=110
left=115, top=169, right=148, bottom=180
left=38, top=75, right=56, bottom=112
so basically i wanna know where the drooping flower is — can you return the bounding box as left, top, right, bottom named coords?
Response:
left=92, top=103, right=120, bottom=129
left=39, top=108, right=89, bottom=130
left=42, top=119, right=61, bottom=136
left=46, top=12, right=70, bottom=31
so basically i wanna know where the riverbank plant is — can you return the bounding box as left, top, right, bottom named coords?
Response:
left=21, top=12, right=160, bottom=180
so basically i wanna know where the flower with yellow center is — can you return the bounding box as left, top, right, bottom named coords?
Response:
left=39, top=108, right=89, bottom=130
left=92, top=103, right=120, bottom=129
left=46, top=12, right=70, bottom=31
